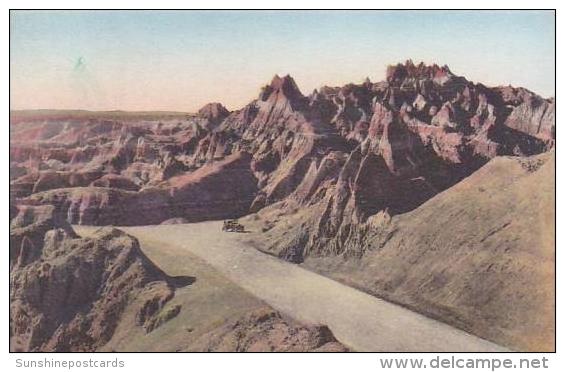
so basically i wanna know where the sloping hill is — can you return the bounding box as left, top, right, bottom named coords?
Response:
left=303, top=151, right=555, bottom=351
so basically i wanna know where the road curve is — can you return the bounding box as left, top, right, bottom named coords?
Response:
left=87, top=221, right=509, bottom=352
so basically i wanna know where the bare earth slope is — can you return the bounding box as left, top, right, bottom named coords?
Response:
left=10, top=205, right=345, bottom=352
left=74, top=226, right=345, bottom=352
left=95, top=223, right=507, bottom=352
left=300, top=151, right=555, bottom=351
left=10, top=61, right=555, bottom=352
left=10, top=206, right=178, bottom=351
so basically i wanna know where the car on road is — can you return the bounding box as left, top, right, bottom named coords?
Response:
left=222, top=219, right=244, bottom=232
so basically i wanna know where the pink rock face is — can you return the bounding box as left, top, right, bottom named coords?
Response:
left=90, top=173, right=140, bottom=191
left=9, top=206, right=180, bottom=351
left=10, top=61, right=554, bottom=250
left=368, top=102, right=394, bottom=139
left=187, top=307, right=347, bottom=352
left=197, top=102, right=230, bottom=129
left=504, top=97, right=555, bottom=142
left=31, top=170, right=103, bottom=193
left=10, top=205, right=76, bottom=267
left=386, top=60, right=454, bottom=86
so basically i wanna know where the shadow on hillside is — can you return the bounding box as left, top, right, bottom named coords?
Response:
left=168, top=275, right=196, bottom=288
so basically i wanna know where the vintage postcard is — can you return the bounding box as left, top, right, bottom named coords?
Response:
left=9, top=9, right=555, bottom=358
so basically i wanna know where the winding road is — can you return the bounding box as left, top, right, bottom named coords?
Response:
left=78, top=221, right=508, bottom=352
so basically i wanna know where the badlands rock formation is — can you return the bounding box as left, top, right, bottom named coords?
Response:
left=187, top=307, right=347, bottom=352
left=9, top=205, right=346, bottom=352
left=22, top=152, right=258, bottom=225
left=11, top=61, right=554, bottom=234
left=293, top=151, right=555, bottom=352
left=10, top=205, right=180, bottom=351
left=10, top=61, right=555, bottom=351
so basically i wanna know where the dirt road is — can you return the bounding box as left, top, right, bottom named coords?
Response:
left=78, top=221, right=508, bottom=352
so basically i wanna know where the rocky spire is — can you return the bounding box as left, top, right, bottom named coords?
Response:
left=259, top=74, right=304, bottom=102
left=385, top=60, right=455, bottom=85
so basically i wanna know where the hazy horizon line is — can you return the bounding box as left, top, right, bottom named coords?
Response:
left=10, top=67, right=555, bottom=113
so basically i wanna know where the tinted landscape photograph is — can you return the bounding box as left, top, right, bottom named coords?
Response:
left=9, top=10, right=555, bottom=352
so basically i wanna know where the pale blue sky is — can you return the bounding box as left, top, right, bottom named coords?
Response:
left=10, top=10, right=555, bottom=111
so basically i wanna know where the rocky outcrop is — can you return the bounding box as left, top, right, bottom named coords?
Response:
left=10, top=205, right=76, bottom=268
left=10, top=61, right=554, bottom=242
left=242, top=62, right=553, bottom=260
left=197, top=102, right=230, bottom=129
left=10, top=205, right=182, bottom=351
left=90, top=173, right=140, bottom=191
left=32, top=170, right=104, bottom=193
left=9, top=61, right=555, bottom=353
left=21, top=152, right=258, bottom=225
left=186, top=307, right=347, bottom=352
left=495, top=86, right=555, bottom=143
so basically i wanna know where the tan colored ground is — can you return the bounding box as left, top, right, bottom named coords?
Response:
left=243, top=152, right=555, bottom=352
left=76, top=223, right=508, bottom=352
left=311, top=153, right=555, bottom=352
left=75, top=226, right=345, bottom=352
left=75, top=225, right=265, bottom=352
